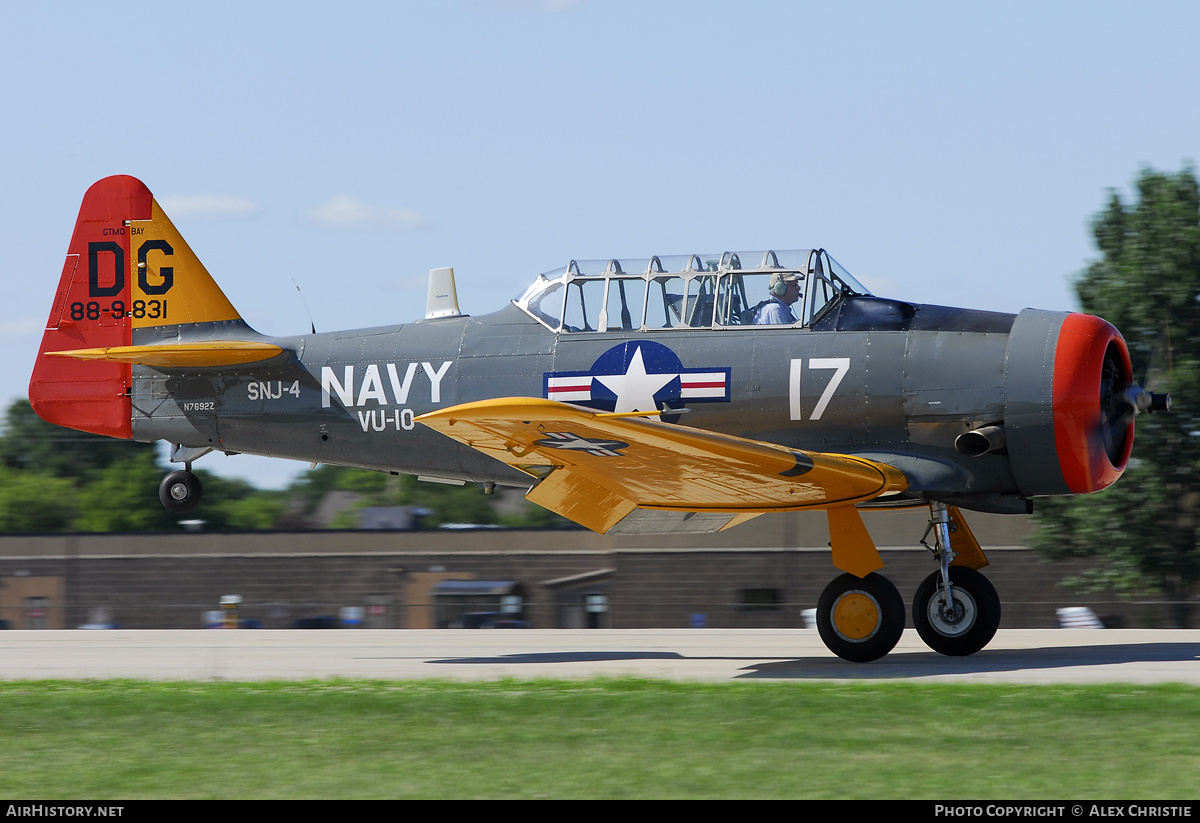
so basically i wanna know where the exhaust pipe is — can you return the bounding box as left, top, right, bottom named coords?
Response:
left=955, top=425, right=1006, bottom=458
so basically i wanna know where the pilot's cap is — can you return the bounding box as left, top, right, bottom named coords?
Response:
left=769, top=271, right=800, bottom=296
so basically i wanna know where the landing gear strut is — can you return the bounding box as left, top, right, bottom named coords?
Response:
left=159, top=469, right=203, bottom=513
left=815, top=572, right=906, bottom=662
left=913, top=502, right=1001, bottom=656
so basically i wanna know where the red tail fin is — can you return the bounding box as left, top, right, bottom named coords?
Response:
left=29, top=176, right=152, bottom=437
left=29, top=176, right=246, bottom=438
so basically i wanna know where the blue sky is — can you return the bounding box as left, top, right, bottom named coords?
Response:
left=4, top=1, right=1198, bottom=489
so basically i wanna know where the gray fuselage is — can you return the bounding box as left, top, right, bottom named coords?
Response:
left=130, top=294, right=1076, bottom=515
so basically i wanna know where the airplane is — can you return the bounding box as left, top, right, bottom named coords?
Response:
left=28, top=175, right=1170, bottom=662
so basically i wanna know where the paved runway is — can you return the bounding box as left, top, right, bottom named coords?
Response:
left=1, top=628, right=1198, bottom=683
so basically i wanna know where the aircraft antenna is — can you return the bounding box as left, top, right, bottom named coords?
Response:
left=292, top=279, right=317, bottom=334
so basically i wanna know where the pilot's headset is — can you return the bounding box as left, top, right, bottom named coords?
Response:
left=770, top=272, right=798, bottom=297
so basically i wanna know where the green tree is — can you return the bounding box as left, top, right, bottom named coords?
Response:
left=1032, top=167, right=1200, bottom=626
left=1, top=397, right=559, bottom=533
left=283, top=464, right=388, bottom=515
left=195, top=475, right=287, bottom=531
left=0, top=400, right=156, bottom=478
left=0, top=465, right=77, bottom=532
left=71, top=451, right=179, bottom=532
left=0, top=399, right=287, bottom=532
left=0, top=399, right=166, bottom=532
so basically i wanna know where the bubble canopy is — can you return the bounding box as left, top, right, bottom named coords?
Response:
left=513, top=249, right=870, bottom=332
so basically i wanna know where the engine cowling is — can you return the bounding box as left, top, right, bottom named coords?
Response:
left=1004, top=310, right=1135, bottom=496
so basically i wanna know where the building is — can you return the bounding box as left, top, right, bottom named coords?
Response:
left=0, top=510, right=1179, bottom=630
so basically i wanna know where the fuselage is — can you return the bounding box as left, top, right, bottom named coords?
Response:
left=128, top=294, right=1119, bottom=516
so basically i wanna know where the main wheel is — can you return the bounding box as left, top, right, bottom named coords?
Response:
left=815, top=572, right=906, bottom=662
left=159, top=470, right=203, bottom=513
left=912, top=566, right=1001, bottom=656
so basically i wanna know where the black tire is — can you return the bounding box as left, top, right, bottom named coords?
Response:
left=815, top=572, right=906, bottom=662
left=159, top=470, right=202, bottom=514
left=912, top=566, right=1001, bottom=656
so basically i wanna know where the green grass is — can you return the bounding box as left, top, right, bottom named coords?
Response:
left=0, top=680, right=1196, bottom=799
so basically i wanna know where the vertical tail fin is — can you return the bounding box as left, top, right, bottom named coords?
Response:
left=29, top=175, right=244, bottom=438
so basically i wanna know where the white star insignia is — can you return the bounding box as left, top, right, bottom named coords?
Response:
left=535, top=433, right=628, bottom=457
left=594, top=346, right=677, bottom=417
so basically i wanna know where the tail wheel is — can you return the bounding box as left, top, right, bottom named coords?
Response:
left=816, top=573, right=906, bottom=662
left=159, top=470, right=203, bottom=514
left=912, top=566, right=1001, bottom=656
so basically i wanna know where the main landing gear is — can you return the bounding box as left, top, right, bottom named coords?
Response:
left=814, top=501, right=1000, bottom=662
left=816, top=572, right=906, bottom=663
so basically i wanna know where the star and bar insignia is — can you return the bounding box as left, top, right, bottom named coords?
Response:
left=543, top=341, right=730, bottom=419
left=533, top=432, right=630, bottom=457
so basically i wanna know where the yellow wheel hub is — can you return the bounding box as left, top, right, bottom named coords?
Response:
left=832, top=592, right=881, bottom=641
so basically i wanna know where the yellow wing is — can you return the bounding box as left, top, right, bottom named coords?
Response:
left=417, top=398, right=909, bottom=576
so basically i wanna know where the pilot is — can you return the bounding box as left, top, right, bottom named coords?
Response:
left=754, top=272, right=801, bottom=324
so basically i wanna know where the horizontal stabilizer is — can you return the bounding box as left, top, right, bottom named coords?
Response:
left=46, top=340, right=286, bottom=368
